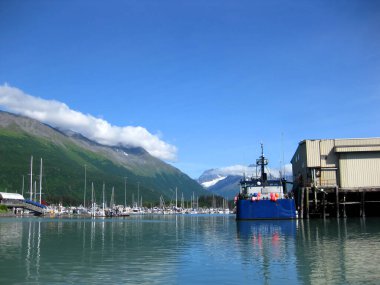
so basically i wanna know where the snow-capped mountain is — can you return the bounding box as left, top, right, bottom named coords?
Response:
left=197, top=165, right=255, bottom=199
left=200, top=175, right=227, bottom=188
left=198, top=165, right=258, bottom=185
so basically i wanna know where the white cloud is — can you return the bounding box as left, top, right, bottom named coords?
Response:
left=209, top=163, right=293, bottom=178
left=218, top=165, right=255, bottom=176
left=0, top=84, right=177, bottom=161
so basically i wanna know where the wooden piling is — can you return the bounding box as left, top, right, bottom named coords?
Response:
left=322, top=192, right=326, bottom=219
left=300, top=187, right=304, bottom=219
left=343, top=192, right=347, bottom=218
left=361, top=190, right=366, bottom=218
left=335, top=186, right=340, bottom=218
left=306, top=187, right=309, bottom=219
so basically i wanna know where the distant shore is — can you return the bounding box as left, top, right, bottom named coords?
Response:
left=0, top=212, right=16, bottom=217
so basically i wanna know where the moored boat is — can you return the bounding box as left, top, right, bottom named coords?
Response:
left=235, top=144, right=297, bottom=220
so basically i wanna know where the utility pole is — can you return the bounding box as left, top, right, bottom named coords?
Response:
left=22, top=175, right=24, bottom=197
left=137, top=182, right=140, bottom=207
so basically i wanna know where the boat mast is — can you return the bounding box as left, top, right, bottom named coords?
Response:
left=102, top=183, right=105, bottom=213
left=84, top=164, right=87, bottom=208
left=34, top=181, right=37, bottom=201
left=30, top=156, right=33, bottom=201
left=39, top=158, right=42, bottom=204
left=91, top=182, right=94, bottom=217
left=124, top=177, right=127, bottom=208
left=111, top=186, right=115, bottom=208
left=256, top=143, right=268, bottom=183
left=260, top=144, right=265, bottom=180
left=22, top=175, right=24, bottom=197
left=137, top=182, right=140, bottom=208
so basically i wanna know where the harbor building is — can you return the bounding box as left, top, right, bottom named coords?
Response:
left=291, top=138, right=380, bottom=218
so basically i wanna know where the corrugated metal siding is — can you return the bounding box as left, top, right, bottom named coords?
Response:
left=335, top=138, right=380, bottom=147
left=339, top=152, right=380, bottom=188
left=291, top=142, right=307, bottom=180
left=320, top=139, right=337, bottom=167
left=335, top=146, right=380, bottom=152
left=306, top=140, right=321, bottom=167
left=320, top=169, right=337, bottom=186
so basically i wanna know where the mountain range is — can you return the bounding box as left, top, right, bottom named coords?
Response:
left=197, top=168, right=247, bottom=199
left=0, top=111, right=208, bottom=205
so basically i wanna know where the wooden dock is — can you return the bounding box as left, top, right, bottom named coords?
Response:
left=295, top=186, right=380, bottom=218
left=1, top=200, right=45, bottom=215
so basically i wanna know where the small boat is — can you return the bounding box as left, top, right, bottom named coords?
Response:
left=235, top=144, right=297, bottom=220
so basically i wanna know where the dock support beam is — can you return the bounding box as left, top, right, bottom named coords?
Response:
left=335, top=186, right=340, bottom=218
left=305, top=187, right=309, bottom=219
left=343, top=192, right=347, bottom=218
left=360, top=190, right=366, bottom=218
left=313, top=188, right=318, bottom=213
left=300, top=187, right=305, bottom=219
left=322, top=191, right=326, bottom=219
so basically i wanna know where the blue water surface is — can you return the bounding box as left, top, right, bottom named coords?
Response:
left=0, top=215, right=379, bottom=284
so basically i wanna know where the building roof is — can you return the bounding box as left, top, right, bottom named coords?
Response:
left=0, top=192, right=25, bottom=200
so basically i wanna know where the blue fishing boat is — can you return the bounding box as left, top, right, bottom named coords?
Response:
left=235, top=144, right=297, bottom=220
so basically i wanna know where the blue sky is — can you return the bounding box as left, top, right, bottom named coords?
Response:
left=1, top=0, right=379, bottom=178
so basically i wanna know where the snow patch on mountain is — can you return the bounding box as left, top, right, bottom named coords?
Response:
left=201, top=175, right=226, bottom=188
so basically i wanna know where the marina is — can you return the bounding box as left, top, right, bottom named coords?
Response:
left=0, top=1, right=379, bottom=284
left=0, top=192, right=232, bottom=217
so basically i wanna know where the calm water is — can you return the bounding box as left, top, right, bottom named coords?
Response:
left=0, top=215, right=379, bottom=285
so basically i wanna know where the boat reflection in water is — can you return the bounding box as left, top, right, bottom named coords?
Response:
left=236, top=219, right=298, bottom=284
left=236, top=218, right=380, bottom=285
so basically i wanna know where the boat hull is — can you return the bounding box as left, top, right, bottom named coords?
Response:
left=236, top=199, right=297, bottom=220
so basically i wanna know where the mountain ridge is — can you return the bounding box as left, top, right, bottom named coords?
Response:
left=0, top=111, right=207, bottom=205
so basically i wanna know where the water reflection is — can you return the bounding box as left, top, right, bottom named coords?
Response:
left=25, top=219, right=41, bottom=282
left=236, top=220, right=298, bottom=284
left=0, top=216, right=379, bottom=284
left=294, top=218, right=380, bottom=285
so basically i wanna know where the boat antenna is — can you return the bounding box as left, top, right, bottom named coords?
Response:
left=256, top=143, right=268, bottom=183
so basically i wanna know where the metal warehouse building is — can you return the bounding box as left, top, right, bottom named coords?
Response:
left=291, top=138, right=380, bottom=218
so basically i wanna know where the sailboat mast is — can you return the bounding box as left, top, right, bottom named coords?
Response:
left=111, top=187, right=115, bottom=208
left=39, top=158, right=43, bottom=204
left=34, top=181, right=37, bottom=201
left=91, top=182, right=94, bottom=217
left=175, top=187, right=177, bottom=208
left=124, top=177, right=127, bottom=208
left=102, top=183, right=105, bottom=212
left=137, top=182, right=140, bottom=207
left=22, top=175, right=24, bottom=197
left=30, top=156, right=33, bottom=200
left=84, top=164, right=87, bottom=208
